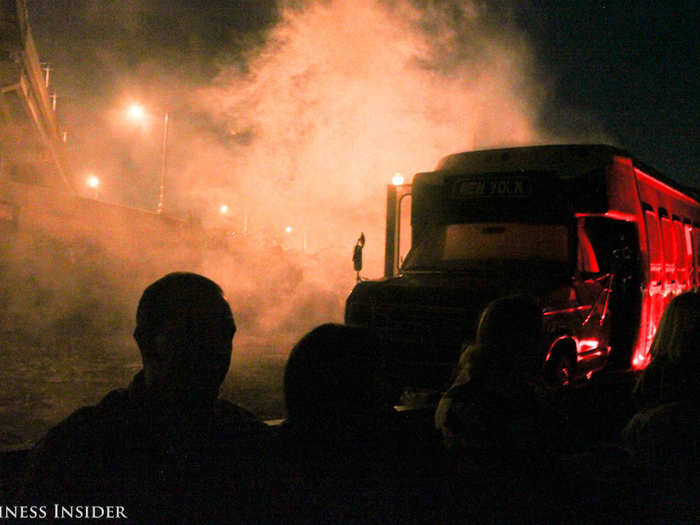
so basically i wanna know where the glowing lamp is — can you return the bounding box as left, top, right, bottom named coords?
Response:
left=86, top=175, right=100, bottom=188
left=220, top=204, right=229, bottom=214
left=285, top=226, right=293, bottom=233
left=126, top=104, right=146, bottom=122
left=392, top=173, right=404, bottom=186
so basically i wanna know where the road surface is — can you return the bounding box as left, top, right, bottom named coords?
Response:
left=0, top=331, right=289, bottom=450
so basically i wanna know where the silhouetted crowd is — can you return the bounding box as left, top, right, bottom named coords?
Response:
left=9, top=273, right=700, bottom=523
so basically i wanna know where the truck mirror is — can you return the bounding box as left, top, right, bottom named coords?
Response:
left=353, top=232, right=365, bottom=275
left=353, top=245, right=363, bottom=271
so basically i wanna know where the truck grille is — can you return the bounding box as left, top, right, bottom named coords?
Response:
left=348, top=302, right=472, bottom=360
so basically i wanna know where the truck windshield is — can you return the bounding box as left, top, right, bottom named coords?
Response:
left=402, top=222, right=570, bottom=271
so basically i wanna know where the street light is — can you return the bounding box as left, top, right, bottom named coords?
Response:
left=125, top=103, right=169, bottom=214
left=86, top=174, right=100, bottom=199
left=126, top=104, right=145, bottom=122
left=284, top=225, right=307, bottom=251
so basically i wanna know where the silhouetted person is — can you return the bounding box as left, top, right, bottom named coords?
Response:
left=19, top=272, right=267, bottom=522
left=434, top=295, right=564, bottom=521
left=622, top=291, right=700, bottom=521
left=281, top=324, right=404, bottom=471
left=275, top=323, right=441, bottom=521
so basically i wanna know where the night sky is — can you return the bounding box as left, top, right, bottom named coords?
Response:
left=514, top=1, right=699, bottom=185
left=27, top=0, right=699, bottom=197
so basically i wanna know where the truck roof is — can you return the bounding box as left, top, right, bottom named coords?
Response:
left=426, top=144, right=697, bottom=201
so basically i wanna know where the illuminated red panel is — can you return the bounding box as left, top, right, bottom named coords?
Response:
left=632, top=350, right=652, bottom=370
left=636, top=169, right=700, bottom=207
left=576, top=338, right=604, bottom=362
left=577, top=338, right=600, bottom=353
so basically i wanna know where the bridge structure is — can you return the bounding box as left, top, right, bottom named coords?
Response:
left=0, top=0, right=203, bottom=284
left=0, top=0, right=73, bottom=193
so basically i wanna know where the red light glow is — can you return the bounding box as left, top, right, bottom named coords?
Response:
left=577, top=338, right=600, bottom=353
left=576, top=338, right=604, bottom=362
left=632, top=351, right=651, bottom=370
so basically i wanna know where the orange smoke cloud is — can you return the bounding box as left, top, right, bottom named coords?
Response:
left=190, top=0, right=544, bottom=276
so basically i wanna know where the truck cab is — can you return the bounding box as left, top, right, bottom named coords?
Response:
left=346, top=145, right=655, bottom=391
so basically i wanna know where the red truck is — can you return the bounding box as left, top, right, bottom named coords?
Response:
left=346, top=145, right=700, bottom=390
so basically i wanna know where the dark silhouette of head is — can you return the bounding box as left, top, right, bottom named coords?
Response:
left=133, top=272, right=235, bottom=404
left=461, top=294, right=545, bottom=383
left=284, top=323, right=395, bottom=424
left=635, top=291, right=700, bottom=403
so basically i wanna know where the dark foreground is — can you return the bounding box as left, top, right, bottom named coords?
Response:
left=0, top=392, right=691, bottom=524
left=1, top=329, right=696, bottom=523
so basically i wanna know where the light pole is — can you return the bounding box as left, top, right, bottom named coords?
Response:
left=125, top=103, right=169, bottom=214
left=157, top=111, right=168, bottom=214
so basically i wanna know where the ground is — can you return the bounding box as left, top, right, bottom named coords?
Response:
left=0, top=324, right=639, bottom=452
left=0, top=331, right=289, bottom=451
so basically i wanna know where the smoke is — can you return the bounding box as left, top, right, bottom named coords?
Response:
left=190, top=0, right=545, bottom=277
left=97, top=0, right=557, bottom=351
left=11, top=0, right=562, bottom=356
left=1, top=0, right=601, bottom=442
